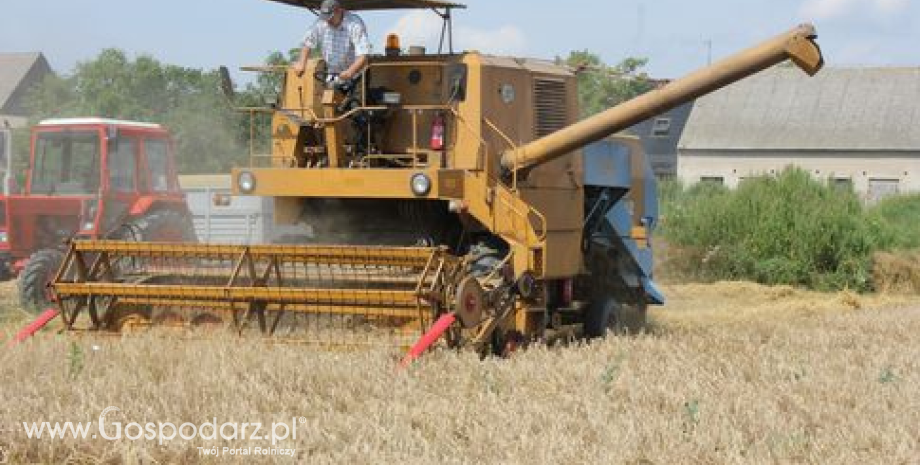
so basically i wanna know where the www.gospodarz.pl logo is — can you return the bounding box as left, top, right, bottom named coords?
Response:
left=21, top=406, right=306, bottom=447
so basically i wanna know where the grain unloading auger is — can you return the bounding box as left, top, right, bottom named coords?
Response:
left=50, top=1, right=823, bottom=354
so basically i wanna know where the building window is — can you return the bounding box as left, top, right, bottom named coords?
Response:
left=867, top=178, right=899, bottom=204
left=650, top=117, right=671, bottom=137
left=831, top=177, right=853, bottom=191
left=700, top=176, right=724, bottom=185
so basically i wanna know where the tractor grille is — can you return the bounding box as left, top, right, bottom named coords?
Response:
left=533, top=78, right=568, bottom=138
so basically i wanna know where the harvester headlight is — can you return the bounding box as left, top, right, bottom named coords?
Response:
left=238, top=171, right=256, bottom=193
left=381, top=92, right=402, bottom=105
left=410, top=173, right=431, bottom=196
left=0, top=231, right=7, bottom=243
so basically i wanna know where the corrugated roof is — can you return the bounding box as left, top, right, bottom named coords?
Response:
left=679, top=66, right=920, bottom=151
left=0, top=52, right=44, bottom=109
left=266, top=0, right=465, bottom=10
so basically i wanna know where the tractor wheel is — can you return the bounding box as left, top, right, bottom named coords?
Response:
left=584, top=297, right=648, bottom=338
left=0, top=257, right=12, bottom=282
left=115, top=209, right=197, bottom=242
left=18, top=248, right=65, bottom=313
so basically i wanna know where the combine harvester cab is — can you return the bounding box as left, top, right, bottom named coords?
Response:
left=50, top=0, right=823, bottom=354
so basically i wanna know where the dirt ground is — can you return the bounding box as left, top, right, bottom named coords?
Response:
left=0, top=280, right=918, bottom=464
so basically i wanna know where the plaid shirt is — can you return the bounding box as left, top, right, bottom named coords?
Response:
left=303, top=12, right=371, bottom=74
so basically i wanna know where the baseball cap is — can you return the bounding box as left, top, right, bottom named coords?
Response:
left=318, top=0, right=340, bottom=20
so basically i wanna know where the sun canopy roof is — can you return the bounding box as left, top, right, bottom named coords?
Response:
left=265, top=0, right=465, bottom=10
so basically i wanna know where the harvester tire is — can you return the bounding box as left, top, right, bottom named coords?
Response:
left=116, top=209, right=197, bottom=243
left=18, top=248, right=65, bottom=313
left=584, top=298, right=647, bottom=338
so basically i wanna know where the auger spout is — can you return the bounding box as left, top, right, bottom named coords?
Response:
left=500, top=24, right=824, bottom=173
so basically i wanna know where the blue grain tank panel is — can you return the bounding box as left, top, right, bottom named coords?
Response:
left=582, top=138, right=664, bottom=305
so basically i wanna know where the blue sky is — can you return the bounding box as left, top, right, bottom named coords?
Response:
left=2, top=0, right=917, bottom=82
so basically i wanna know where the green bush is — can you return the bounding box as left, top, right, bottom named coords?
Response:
left=866, top=194, right=920, bottom=251
left=659, top=167, right=877, bottom=291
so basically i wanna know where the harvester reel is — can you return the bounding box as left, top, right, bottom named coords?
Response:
left=51, top=242, right=465, bottom=347
left=190, top=313, right=225, bottom=328
left=113, top=308, right=153, bottom=333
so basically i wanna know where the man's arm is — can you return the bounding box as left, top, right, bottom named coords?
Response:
left=293, top=46, right=311, bottom=77
left=339, top=15, right=372, bottom=80
left=339, top=55, right=368, bottom=80
left=294, top=24, right=320, bottom=77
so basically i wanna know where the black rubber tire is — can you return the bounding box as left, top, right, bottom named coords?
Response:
left=113, top=209, right=197, bottom=242
left=584, top=297, right=648, bottom=338
left=18, top=248, right=65, bottom=313
left=0, top=258, right=12, bottom=282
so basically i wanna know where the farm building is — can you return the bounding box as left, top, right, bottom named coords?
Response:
left=677, top=66, right=920, bottom=203
left=0, top=52, right=53, bottom=128
left=627, top=100, right=694, bottom=178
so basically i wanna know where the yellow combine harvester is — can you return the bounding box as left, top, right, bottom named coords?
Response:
left=50, top=0, right=824, bottom=354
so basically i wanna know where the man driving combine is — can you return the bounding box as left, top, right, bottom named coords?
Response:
left=293, top=0, right=371, bottom=81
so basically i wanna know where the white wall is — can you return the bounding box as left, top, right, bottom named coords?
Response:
left=678, top=150, right=920, bottom=202
left=0, top=115, right=28, bottom=129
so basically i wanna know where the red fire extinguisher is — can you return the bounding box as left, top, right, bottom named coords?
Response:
left=430, top=113, right=445, bottom=150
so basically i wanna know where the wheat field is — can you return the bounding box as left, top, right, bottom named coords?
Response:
left=1, top=280, right=918, bottom=464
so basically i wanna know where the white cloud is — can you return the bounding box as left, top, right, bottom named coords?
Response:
left=386, top=11, right=526, bottom=55
left=799, top=0, right=908, bottom=20
left=455, top=25, right=526, bottom=56
left=835, top=40, right=881, bottom=63
left=386, top=11, right=443, bottom=51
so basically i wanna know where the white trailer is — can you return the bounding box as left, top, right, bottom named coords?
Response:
left=179, top=175, right=309, bottom=244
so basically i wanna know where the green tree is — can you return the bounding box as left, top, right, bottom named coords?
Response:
left=231, top=50, right=299, bottom=156
left=23, top=49, right=246, bottom=174
left=560, top=51, right=654, bottom=117
left=242, top=49, right=300, bottom=103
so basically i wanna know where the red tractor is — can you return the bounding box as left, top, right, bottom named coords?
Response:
left=0, top=118, right=196, bottom=310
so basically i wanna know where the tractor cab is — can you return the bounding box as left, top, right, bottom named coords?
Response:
left=14, top=118, right=185, bottom=249
left=10, top=118, right=195, bottom=308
